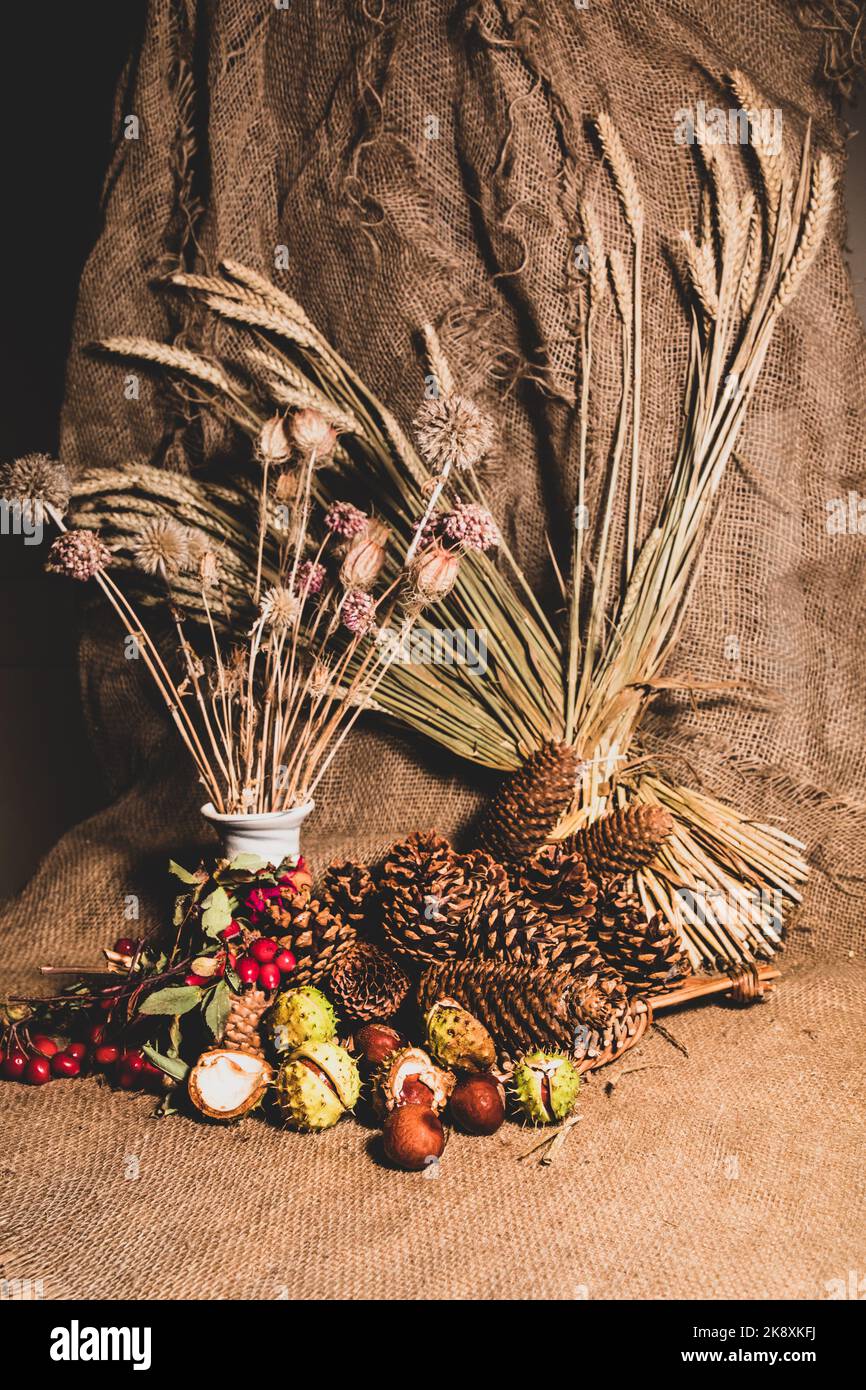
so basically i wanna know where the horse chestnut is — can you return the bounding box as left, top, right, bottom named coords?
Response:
left=450, top=1074, right=505, bottom=1135
left=355, top=1024, right=402, bottom=1069
left=382, top=1106, right=445, bottom=1171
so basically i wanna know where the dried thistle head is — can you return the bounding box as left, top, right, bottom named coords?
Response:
left=408, top=538, right=461, bottom=601
left=0, top=453, right=71, bottom=516
left=45, top=530, right=111, bottom=582
left=441, top=502, right=499, bottom=552
left=133, top=517, right=190, bottom=577
left=291, top=408, right=338, bottom=458
left=259, top=584, right=301, bottom=632
left=273, top=468, right=299, bottom=504
left=259, top=414, right=292, bottom=464
left=413, top=394, right=494, bottom=473
left=340, top=519, right=390, bottom=591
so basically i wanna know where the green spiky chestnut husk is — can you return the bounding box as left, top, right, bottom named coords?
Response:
left=424, top=997, right=496, bottom=1072
left=266, top=985, right=337, bottom=1054
left=511, top=1051, right=580, bottom=1125
left=275, top=1040, right=361, bottom=1131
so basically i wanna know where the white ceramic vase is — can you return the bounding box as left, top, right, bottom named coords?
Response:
left=200, top=800, right=315, bottom=867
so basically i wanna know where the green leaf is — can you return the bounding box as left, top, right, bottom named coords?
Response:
left=201, top=886, right=233, bottom=936
left=138, top=985, right=202, bottom=1016
left=173, top=894, right=191, bottom=927
left=168, top=859, right=201, bottom=885
left=204, top=980, right=231, bottom=1040
left=142, top=1044, right=190, bottom=1083
left=227, top=852, right=267, bottom=873
left=225, top=967, right=241, bottom=992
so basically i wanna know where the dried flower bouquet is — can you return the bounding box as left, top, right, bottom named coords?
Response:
left=61, top=79, right=832, bottom=969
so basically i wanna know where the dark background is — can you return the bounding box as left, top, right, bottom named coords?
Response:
left=0, top=6, right=863, bottom=899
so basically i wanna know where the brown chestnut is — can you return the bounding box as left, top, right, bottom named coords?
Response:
left=450, top=1074, right=506, bottom=1136
left=382, top=1106, right=445, bottom=1171
left=354, top=1023, right=403, bottom=1069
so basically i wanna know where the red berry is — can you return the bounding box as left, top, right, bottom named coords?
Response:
left=119, top=1049, right=145, bottom=1071
left=24, top=1056, right=51, bottom=1085
left=258, top=962, right=281, bottom=992
left=221, top=921, right=241, bottom=941
left=184, top=973, right=210, bottom=987
left=236, top=957, right=260, bottom=986
left=116, top=1068, right=138, bottom=1090
left=112, top=937, right=137, bottom=955
left=274, top=949, right=296, bottom=974
left=66, top=1042, right=87, bottom=1061
left=30, top=1034, right=58, bottom=1058
left=250, top=937, right=278, bottom=964
left=51, top=1052, right=81, bottom=1078
left=93, top=1044, right=120, bottom=1067
left=2, top=1049, right=28, bottom=1081
left=88, top=1023, right=106, bottom=1045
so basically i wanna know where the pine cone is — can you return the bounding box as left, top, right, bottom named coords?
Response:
left=519, top=843, right=597, bottom=931
left=595, top=878, right=691, bottom=991
left=418, top=958, right=576, bottom=1056
left=325, top=943, right=411, bottom=1023
left=223, top=988, right=269, bottom=1056
left=417, top=959, right=647, bottom=1071
left=322, top=859, right=377, bottom=930
left=268, top=897, right=357, bottom=984
left=567, top=803, right=674, bottom=875
left=379, top=832, right=504, bottom=964
left=475, top=741, right=579, bottom=868
left=464, top=890, right=552, bottom=964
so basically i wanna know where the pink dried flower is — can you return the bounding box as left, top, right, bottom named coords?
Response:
left=294, top=560, right=326, bottom=596
left=341, top=588, right=376, bottom=635
left=45, top=530, right=111, bottom=582
left=324, top=501, right=368, bottom=538
left=441, top=502, right=500, bottom=552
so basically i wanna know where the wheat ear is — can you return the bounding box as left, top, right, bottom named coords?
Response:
left=594, top=112, right=643, bottom=237
left=97, top=337, right=234, bottom=393
left=777, top=154, right=835, bottom=306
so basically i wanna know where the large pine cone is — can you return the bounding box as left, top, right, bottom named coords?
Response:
left=475, top=741, right=579, bottom=869
left=322, top=859, right=377, bottom=931
left=595, top=877, right=691, bottom=991
left=379, top=832, right=505, bottom=964
left=464, top=890, right=552, bottom=964
left=267, top=898, right=357, bottom=984
left=417, top=959, right=648, bottom=1071
left=567, top=803, right=674, bottom=876
left=326, top=943, right=411, bottom=1023
left=224, top=988, right=269, bottom=1057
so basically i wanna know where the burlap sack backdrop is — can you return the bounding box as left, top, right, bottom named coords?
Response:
left=2, top=1, right=864, bottom=1301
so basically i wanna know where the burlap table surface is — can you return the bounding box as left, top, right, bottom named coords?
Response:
left=2, top=0, right=865, bottom=1298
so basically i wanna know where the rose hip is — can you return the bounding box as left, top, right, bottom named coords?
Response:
left=24, top=1056, right=51, bottom=1085
left=30, top=1034, right=58, bottom=1058
left=66, top=1042, right=87, bottom=1061
left=51, top=1052, right=81, bottom=1078
left=258, top=962, right=281, bottom=992
left=236, top=957, right=260, bottom=986
left=93, top=1044, right=120, bottom=1067
left=112, top=937, right=137, bottom=956
left=1, top=1049, right=28, bottom=1081
left=274, top=949, right=296, bottom=975
left=250, top=938, right=278, bottom=965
